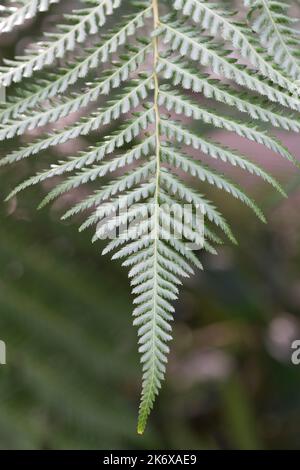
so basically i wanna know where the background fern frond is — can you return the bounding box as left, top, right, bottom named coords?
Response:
left=0, top=0, right=122, bottom=87
left=0, top=0, right=60, bottom=34
left=245, top=0, right=300, bottom=80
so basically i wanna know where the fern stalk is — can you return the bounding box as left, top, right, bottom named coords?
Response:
left=137, top=0, right=163, bottom=435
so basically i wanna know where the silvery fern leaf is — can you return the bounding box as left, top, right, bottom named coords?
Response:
left=0, top=1, right=60, bottom=34
left=0, top=0, right=300, bottom=434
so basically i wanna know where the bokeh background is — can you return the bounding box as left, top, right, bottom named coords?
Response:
left=0, top=0, right=300, bottom=449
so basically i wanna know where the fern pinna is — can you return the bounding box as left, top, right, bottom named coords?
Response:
left=0, top=0, right=300, bottom=434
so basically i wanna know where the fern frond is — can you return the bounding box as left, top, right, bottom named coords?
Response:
left=0, top=43, right=152, bottom=140
left=0, top=80, right=154, bottom=166
left=40, top=158, right=156, bottom=208
left=161, top=145, right=277, bottom=213
left=174, top=0, right=299, bottom=94
left=9, top=136, right=156, bottom=200
left=160, top=169, right=237, bottom=240
left=159, top=20, right=300, bottom=109
left=0, top=7, right=152, bottom=123
left=160, top=118, right=287, bottom=192
left=0, top=0, right=60, bottom=34
left=158, top=87, right=293, bottom=162
left=157, top=57, right=300, bottom=131
left=245, top=0, right=300, bottom=80
left=0, top=0, right=122, bottom=87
